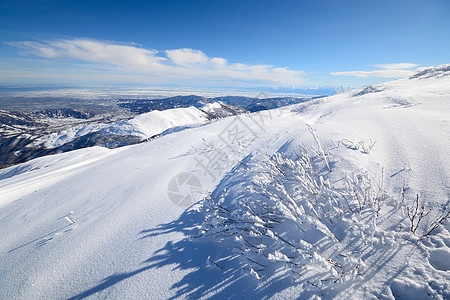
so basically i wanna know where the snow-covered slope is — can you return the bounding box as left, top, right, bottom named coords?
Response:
left=31, top=106, right=209, bottom=148
left=31, top=123, right=110, bottom=149
left=0, top=66, right=449, bottom=299
left=110, top=106, right=209, bottom=138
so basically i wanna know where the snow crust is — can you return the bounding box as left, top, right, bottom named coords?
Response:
left=0, top=71, right=449, bottom=299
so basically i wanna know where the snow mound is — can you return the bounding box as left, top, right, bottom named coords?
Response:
left=428, top=248, right=450, bottom=271
left=389, top=278, right=436, bottom=299
left=121, top=106, right=208, bottom=138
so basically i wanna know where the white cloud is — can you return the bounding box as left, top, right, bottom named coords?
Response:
left=6, top=41, right=59, bottom=58
left=210, top=57, right=227, bottom=66
left=331, top=63, right=419, bottom=78
left=165, top=48, right=209, bottom=66
left=373, top=63, right=418, bottom=70
left=5, top=38, right=305, bottom=86
left=6, top=39, right=166, bottom=69
left=330, top=69, right=415, bottom=78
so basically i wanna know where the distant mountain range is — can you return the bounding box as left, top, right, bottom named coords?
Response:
left=0, top=95, right=314, bottom=168
left=4, top=64, right=449, bottom=168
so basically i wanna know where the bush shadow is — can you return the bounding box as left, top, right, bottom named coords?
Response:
left=69, top=204, right=299, bottom=299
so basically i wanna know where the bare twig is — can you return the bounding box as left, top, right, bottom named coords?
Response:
left=407, top=195, right=431, bottom=233
left=306, top=123, right=331, bottom=172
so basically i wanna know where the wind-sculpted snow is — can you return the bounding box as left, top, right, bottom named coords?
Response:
left=200, top=144, right=449, bottom=298
left=0, top=65, right=449, bottom=299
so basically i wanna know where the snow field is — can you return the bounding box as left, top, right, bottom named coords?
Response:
left=0, top=68, right=449, bottom=299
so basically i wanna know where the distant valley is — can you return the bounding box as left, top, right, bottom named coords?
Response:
left=0, top=95, right=315, bottom=168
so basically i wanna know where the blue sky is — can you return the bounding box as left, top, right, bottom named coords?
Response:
left=1, top=0, right=449, bottom=88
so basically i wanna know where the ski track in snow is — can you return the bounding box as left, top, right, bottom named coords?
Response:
left=0, top=70, right=449, bottom=299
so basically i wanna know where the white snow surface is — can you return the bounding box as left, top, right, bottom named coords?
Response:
left=109, top=106, right=208, bottom=138
left=0, top=71, right=449, bottom=299
left=32, top=106, right=209, bottom=148
left=31, top=124, right=110, bottom=148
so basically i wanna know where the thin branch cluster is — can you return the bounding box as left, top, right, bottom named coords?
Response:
left=335, top=139, right=377, bottom=154
left=200, top=148, right=380, bottom=285
left=405, top=194, right=450, bottom=237
left=199, top=144, right=449, bottom=286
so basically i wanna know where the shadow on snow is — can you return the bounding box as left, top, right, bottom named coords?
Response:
left=67, top=203, right=298, bottom=300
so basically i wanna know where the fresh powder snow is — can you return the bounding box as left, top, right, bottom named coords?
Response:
left=0, top=66, right=449, bottom=299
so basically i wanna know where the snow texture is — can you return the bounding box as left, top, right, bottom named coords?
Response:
left=0, top=66, right=449, bottom=299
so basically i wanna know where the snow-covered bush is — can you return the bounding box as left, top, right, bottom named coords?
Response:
left=199, top=142, right=449, bottom=290
left=199, top=147, right=386, bottom=286
left=334, top=138, right=377, bottom=154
